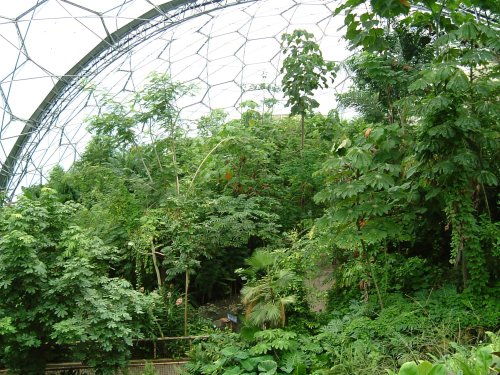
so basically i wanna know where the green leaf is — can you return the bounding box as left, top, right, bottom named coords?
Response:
left=476, top=347, right=493, bottom=372
left=250, top=342, right=273, bottom=355
left=416, top=361, right=433, bottom=375
left=425, top=187, right=441, bottom=200
left=427, top=364, right=446, bottom=375
left=222, top=346, right=245, bottom=358
left=447, top=71, right=469, bottom=92
left=258, top=360, right=278, bottom=375
left=432, top=160, right=455, bottom=175
left=241, top=357, right=259, bottom=372
left=478, top=170, right=498, bottom=186
left=398, top=362, right=418, bottom=375
left=225, top=366, right=243, bottom=375
left=425, top=96, right=451, bottom=112
left=455, top=117, right=480, bottom=132
left=435, top=33, right=457, bottom=47
left=457, top=22, right=478, bottom=40
left=371, top=0, right=410, bottom=18
left=334, top=138, right=352, bottom=152
left=367, top=173, right=395, bottom=190
left=434, top=65, right=455, bottom=82
left=242, top=356, right=273, bottom=372
left=462, top=50, right=496, bottom=65
left=333, top=0, right=364, bottom=16
left=427, top=124, right=455, bottom=138
left=332, top=180, right=367, bottom=198
left=409, top=78, right=430, bottom=92
left=346, top=147, right=372, bottom=169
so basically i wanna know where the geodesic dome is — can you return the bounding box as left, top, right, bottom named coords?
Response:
left=0, top=0, right=350, bottom=200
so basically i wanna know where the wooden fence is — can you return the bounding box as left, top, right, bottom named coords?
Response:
left=0, top=336, right=209, bottom=374
left=1, top=359, right=186, bottom=375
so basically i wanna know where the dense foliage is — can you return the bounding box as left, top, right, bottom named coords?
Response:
left=0, top=0, right=498, bottom=373
left=0, top=189, right=154, bottom=374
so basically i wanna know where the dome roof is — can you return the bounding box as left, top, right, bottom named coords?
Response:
left=0, top=0, right=349, bottom=199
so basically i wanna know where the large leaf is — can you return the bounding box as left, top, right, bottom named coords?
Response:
left=397, top=362, right=418, bottom=375
left=416, top=361, right=433, bottom=375
left=331, top=180, right=367, bottom=198
left=346, top=147, right=372, bottom=169
left=371, top=0, right=410, bottom=17
left=427, top=364, right=446, bottom=375
left=258, top=360, right=278, bottom=375
left=447, top=71, right=469, bottom=92
left=221, top=346, right=249, bottom=360
left=409, top=78, right=431, bottom=92
left=425, top=96, right=451, bottom=113
left=281, top=351, right=308, bottom=374
left=366, top=172, right=395, bottom=190
left=225, top=366, right=244, bottom=375
left=457, top=22, right=478, bottom=40
left=478, top=170, right=498, bottom=186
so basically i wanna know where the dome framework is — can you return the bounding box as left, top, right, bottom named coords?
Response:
left=0, top=0, right=348, bottom=200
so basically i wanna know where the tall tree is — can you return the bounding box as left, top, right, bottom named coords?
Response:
left=280, top=29, right=336, bottom=150
left=334, top=0, right=499, bottom=293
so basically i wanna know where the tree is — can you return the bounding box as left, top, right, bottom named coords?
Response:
left=280, top=29, right=336, bottom=150
left=315, top=120, right=415, bottom=309
left=409, top=20, right=499, bottom=292
left=136, top=72, right=195, bottom=195
left=0, top=188, right=154, bottom=374
left=335, top=0, right=499, bottom=293
left=197, top=109, right=228, bottom=137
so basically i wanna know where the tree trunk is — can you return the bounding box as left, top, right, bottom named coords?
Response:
left=300, top=114, right=305, bottom=150
left=172, top=139, right=180, bottom=196
left=366, top=251, right=384, bottom=310
left=360, top=238, right=384, bottom=310
left=151, top=243, right=162, bottom=289
left=184, top=270, right=189, bottom=337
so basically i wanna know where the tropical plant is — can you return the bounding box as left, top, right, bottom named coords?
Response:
left=333, top=0, right=499, bottom=295
left=280, top=29, right=336, bottom=150
left=185, top=328, right=317, bottom=375
left=0, top=188, right=154, bottom=374
left=0, top=317, right=14, bottom=336
left=11, top=9, right=498, bottom=371
left=239, top=250, right=296, bottom=328
left=314, top=118, right=417, bottom=309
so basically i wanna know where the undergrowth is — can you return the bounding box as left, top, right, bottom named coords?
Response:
left=185, top=286, right=500, bottom=374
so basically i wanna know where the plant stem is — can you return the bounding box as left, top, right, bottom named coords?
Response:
left=481, top=181, right=492, bottom=220
left=151, top=242, right=162, bottom=289
left=188, top=137, right=235, bottom=195
left=361, top=239, right=384, bottom=310
left=300, top=114, right=305, bottom=151
left=171, top=138, right=180, bottom=196
left=184, top=270, right=189, bottom=337
left=149, top=129, right=163, bottom=171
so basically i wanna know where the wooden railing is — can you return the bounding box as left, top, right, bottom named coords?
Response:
left=0, top=336, right=209, bottom=374
left=0, top=359, right=187, bottom=375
